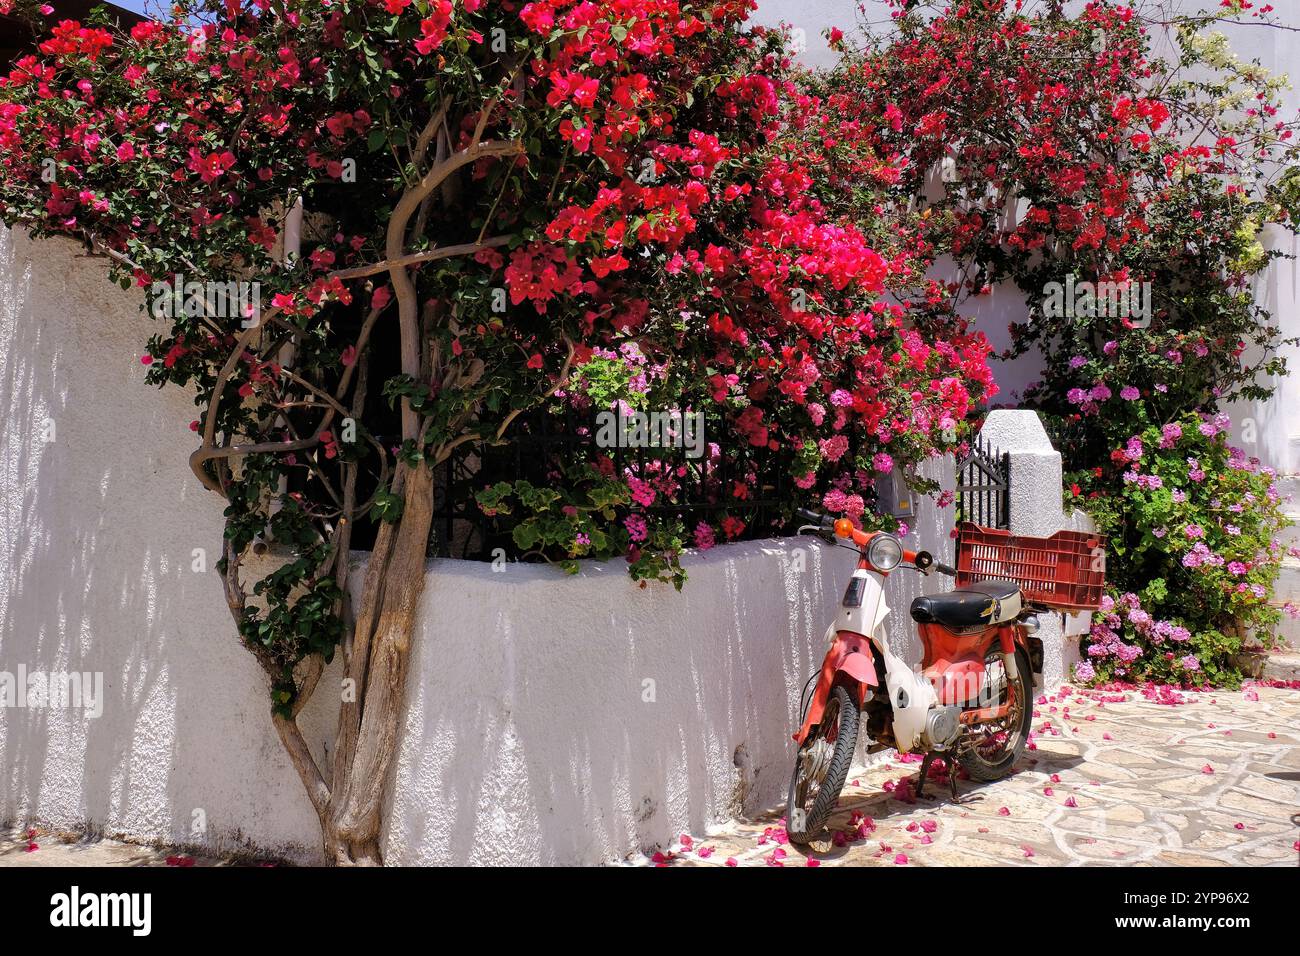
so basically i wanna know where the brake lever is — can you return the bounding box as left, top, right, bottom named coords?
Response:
left=796, top=524, right=835, bottom=541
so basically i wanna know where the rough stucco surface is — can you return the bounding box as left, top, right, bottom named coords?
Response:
left=0, top=227, right=332, bottom=860
left=0, top=226, right=964, bottom=865
left=978, top=411, right=1083, bottom=687
left=383, top=455, right=955, bottom=864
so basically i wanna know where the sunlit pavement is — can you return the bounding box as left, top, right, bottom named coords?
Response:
left=650, top=683, right=1300, bottom=867
left=0, top=831, right=277, bottom=867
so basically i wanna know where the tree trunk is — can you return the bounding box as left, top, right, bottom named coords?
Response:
left=319, top=459, right=435, bottom=865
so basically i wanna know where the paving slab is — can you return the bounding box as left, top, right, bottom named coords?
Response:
left=0, top=830, right=282, bottom=867
left=638, top=683, right=1300, bottom=867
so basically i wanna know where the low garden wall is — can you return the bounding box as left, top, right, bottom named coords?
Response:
left=1, top=225, right=973, bottom=864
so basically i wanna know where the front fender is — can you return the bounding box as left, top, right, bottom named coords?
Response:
left=792, top=631, right=878, bottom=746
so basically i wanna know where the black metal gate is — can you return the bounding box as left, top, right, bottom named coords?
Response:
left=955, top=436, right=1010, bottom=530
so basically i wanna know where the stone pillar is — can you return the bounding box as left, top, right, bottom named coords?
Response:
left=976, top=410, right=1087, bottom=689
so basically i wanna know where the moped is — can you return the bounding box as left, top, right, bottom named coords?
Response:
left=785, top=508, right=1103, bottom=845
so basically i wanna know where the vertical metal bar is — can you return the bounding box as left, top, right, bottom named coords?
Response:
left=1002, top=449, right=1010, bottom=529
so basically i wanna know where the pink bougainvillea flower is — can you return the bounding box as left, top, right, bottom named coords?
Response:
left=893, top=853, right=908, bottom=865
left=997, top=807, right=1010, bottom=816
left=1201, top=764, right=1215, bottom=774
left=165, top=855, right=195, bottom=867
left=679, top=833, right=693, bottom=851
left=765, top=848, right=786, bottom=867
left=806, top=858, right=820, bottom=867
left=725, top=857, right=738, bottom=867
left=696, top=845, right=713, bottom=859
left=1063, top=796, right=1078, bottom=808
left=1021, top=845, right=1035, bottom=858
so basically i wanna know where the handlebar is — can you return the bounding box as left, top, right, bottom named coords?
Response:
left=793, top=507, right=957, bottom=575
left=795, top=507, right=832, bottom=530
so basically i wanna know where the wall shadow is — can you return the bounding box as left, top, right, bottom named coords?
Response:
left=0, top=228, right=322, bottom=860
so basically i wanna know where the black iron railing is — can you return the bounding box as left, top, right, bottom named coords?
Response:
left=423, top=405, right=798, bottom=560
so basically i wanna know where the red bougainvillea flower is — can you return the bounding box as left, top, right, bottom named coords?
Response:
left=186, top=148, right=237, bottom=184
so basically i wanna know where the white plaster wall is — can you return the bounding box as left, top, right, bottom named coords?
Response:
left=0, top=225, right=962, bottom=864
left=382, top=457, right=957, bottom=865
left=979, top=409, right=1085, bottom=686
left=382, top=542, right=851, bottom=865
left=0, top=226, right=333, bottom=860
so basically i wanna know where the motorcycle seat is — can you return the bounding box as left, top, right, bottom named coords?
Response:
left=909, top=579, right=1022, bottom=632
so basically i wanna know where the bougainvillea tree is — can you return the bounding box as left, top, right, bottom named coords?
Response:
left=0, top=0, right=994, bottom=860
left=819, top=0, right=1300, bottom=683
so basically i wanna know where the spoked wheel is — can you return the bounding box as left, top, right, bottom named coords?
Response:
left=787, top=683, right=859, bottom=845
left=958, top=645, right=1033, bottom=782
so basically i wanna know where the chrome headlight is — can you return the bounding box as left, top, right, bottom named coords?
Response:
left=866, top=533, right=903, bottom=572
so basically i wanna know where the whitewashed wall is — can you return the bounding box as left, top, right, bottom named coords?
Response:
left=0, top=225, right=962, bottom=864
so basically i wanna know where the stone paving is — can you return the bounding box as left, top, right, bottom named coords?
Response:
left=0, top=830, right=279, bottom=867
left=651, top=682, right=1300, bottom=867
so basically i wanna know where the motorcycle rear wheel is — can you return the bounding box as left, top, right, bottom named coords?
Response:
left=958, top=645, right=1033, bottom=782
left=786, top=683, right=859, bottom=845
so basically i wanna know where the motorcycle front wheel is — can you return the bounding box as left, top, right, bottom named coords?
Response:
left=786, top=683, right=859, bottom=845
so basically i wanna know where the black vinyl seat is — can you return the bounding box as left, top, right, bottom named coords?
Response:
left=909, top=579, right=1022, bottom=632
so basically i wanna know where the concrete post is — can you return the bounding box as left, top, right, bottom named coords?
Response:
left=976, top=410, right=1087, bottom=689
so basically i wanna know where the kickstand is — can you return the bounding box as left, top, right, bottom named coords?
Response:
left=915, top=751, right=935, bottom=798
left=948, top=762, right=960, bottom=803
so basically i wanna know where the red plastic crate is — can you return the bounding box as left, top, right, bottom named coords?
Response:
left=955, top=522, right=1107, bottom=612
